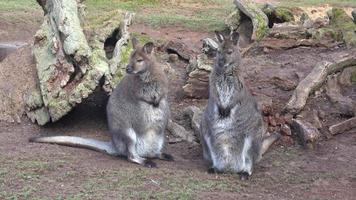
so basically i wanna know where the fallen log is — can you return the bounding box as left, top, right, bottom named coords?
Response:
left=284, top=54, right=356, bottom=115
left=329, top=117, right=356, bottom=135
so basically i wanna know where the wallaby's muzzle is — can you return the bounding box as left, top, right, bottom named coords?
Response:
left=126, top=64, right=134, bottom=74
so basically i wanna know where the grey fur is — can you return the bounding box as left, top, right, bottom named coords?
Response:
left=30, top=40, right=173, bottom=167
left=200, top=31, right=279, bottom=179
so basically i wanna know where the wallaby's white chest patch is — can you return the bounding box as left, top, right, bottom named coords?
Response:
left=216, top=77, right=234, bottom=108
left=211, top=104, right=237, bottom=132
left=141, top=99, right=168, bottom=125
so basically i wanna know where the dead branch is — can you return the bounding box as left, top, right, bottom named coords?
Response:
left=329, top=117, right=356, bottom=135
left=284, top=55, right=356, bottom=115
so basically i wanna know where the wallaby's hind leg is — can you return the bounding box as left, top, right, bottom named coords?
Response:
left=113, top=128, right=157, bottom=168
left=260, top=133, right=281, bottom=156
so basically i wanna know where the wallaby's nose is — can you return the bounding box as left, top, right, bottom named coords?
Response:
left=126, top=65, right=133, bottom=74
left=218, top=56, right=226, bottom=66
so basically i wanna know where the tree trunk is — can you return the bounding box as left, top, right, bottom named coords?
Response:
left=25, top=0, right=133, bottom=125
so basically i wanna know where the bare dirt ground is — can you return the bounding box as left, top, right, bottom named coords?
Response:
left=1, top=3, right=356, bottom=200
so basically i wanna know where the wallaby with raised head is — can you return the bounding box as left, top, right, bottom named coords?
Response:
left=30, top=38, right=173, bottom=168
left=200, top=31, right=280, bottom=180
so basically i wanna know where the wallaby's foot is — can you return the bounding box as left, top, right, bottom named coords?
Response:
left=159, top=153, right=174, bottom=161
left=207, top=167, right=216, bottom=174
left=144, top=160, right=157, bottom=168
left=238, top=172, right=250, bottom=181
left=207, top=167, right=222, bottom=174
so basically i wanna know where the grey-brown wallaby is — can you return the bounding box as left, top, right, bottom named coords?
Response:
left=30, top=38, right=173, bottom=168
left=200, top=31, right=280, bottom=180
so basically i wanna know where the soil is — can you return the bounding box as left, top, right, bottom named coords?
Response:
left=0, top=4, right=355, bottom=200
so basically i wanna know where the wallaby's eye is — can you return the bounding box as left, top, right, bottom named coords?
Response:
left=227, top=49, right=233, bottom=54
left=137, top=59, right=143, bottom=63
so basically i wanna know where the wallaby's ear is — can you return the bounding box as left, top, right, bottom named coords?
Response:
left=230, top=31, right=240, bottom=46
left=143, top=42, right=154, bottom=54
left=215, top=31, right=225, bottom=43
left=132, top=37, right=139, bottom=49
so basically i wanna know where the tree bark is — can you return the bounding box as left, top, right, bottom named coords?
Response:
left=25, top=0, right=133, bottom=125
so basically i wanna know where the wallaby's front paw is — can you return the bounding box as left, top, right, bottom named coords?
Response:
left=160, top=153, right=174, bottom=161
left=218, top=107, right=231, bottom=118
left=144, top=160, right=157, bottom=168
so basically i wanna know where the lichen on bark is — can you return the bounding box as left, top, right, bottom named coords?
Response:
left=26, top=0, right=133, bottom=125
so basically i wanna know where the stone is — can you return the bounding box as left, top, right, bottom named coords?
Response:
left=168, top=53, right=179, bottom=63
left=329, top=117, right=356, bottom=135
left=352, top=9, right=356, bottom=24
left=183, top=70, right=210, bottom=99
left=326, top=75, right=356, bottom=116
left=183, top=54, right=213, bottom=99
left=328, top=8, right=356, bottom=48
left=271, top=76, right=297, bottom=91
left=202, top=38, right=218, bottom=57
left=280, top=124, right=292, bottom=136
left=166, top=120, right=198, bottom=144
left=183, top=106, right=203, bottom=137
left=338, top=66, right=356, bottom=86
left=291, top=119, right=321, bottom=148
left=165, top=41, right=192, bottom=61
left=298, top=109, right=323, bottom=129
left=232, top=0, right=269, bottom=43
left=261, top=4, right=295, bottom=28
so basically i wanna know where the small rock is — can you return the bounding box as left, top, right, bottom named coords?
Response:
left=326, top=75, right=356, bottom=116
left=280, top=135, right=295, bottom=145
left=271, top=76, right=297, bottom=91
left=318, top=110, right=326, bottom=120
left=166, top=120, right=198, bottom=144
left=268, top=116, right=277, bottom=127
left=202, top=38, right=218, bottom=57
left=291, top=119, right=321, bottom=148
left=168, top=53, right=179, bottom=63
left=261, top=4, right=295, bottom=28
left=352, top=9, right=356, bottom=24
left=298, top=109, right=323, bottom=129
left=165, top=41, right=192, bottom=61
left=338, top=66, right=356, bottom=86
left=183, top=106, right=203, bottom=138
left=283, top=113, right=294, bottom=125
left=280, top=124, right=292, bottom=136
left=255, top=94, right=273, bottom=115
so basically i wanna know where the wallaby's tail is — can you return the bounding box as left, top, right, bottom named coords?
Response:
left=29, top=136, right=118, bottom=156
left=260, top=133, right=281, bottom=156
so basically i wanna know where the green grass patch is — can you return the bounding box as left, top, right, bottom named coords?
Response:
left=278, top=0, right=356, bottom=7
left=0, top=0, right=39, bottom=11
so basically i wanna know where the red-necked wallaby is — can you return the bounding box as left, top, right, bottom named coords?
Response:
left=200, top=31, right=280, bottom=180
left=30, top=38, right=173, bottom=168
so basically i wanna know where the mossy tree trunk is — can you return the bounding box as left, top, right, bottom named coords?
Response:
left=26, top=0, right=133, bottom=125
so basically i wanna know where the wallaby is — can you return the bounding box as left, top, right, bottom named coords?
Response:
left=30, top=38, right=173, bottom=168
left=200, top=31, right=280, bottom=180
